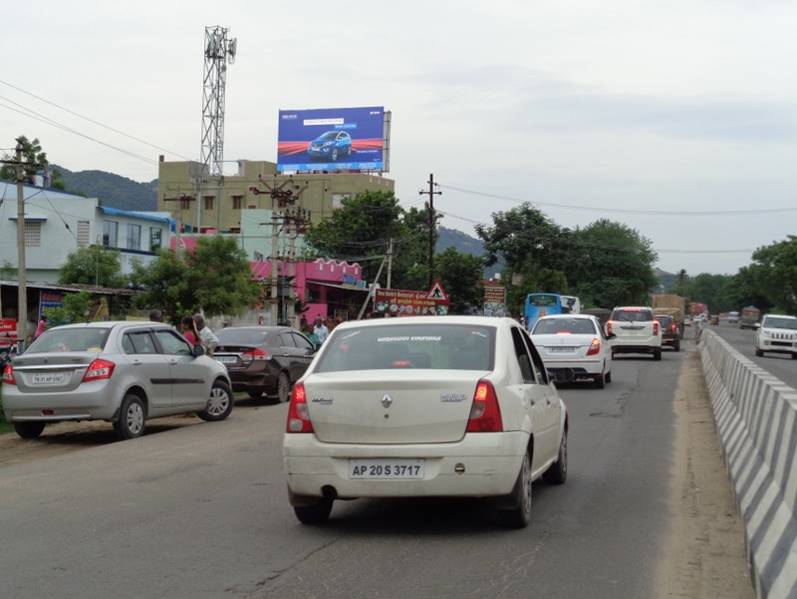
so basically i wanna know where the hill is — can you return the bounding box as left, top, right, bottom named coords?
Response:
left=53, top=165, right=157, bottom=211
left=436, top=226, right=503, bottom=276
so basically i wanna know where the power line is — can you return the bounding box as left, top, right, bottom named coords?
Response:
left=0, top=78, right=192, bottom=160
left=0, top=97, right=158, bottom=166
left=438, top=183, right=797, bottom=217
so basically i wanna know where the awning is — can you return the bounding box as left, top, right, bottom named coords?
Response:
left=308, top=280, right=369, bottom=292
left=8, top=214, right=48, bottom=222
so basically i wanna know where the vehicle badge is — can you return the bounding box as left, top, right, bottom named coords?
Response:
left=381, top=394, right=393, bottom=408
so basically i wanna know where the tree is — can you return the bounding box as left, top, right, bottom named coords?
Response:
left=59, top=246, right=125, bottom=288
left=44, top=292, right=92, bottom=325
left=433, top=248, right=484, bottom=314
left=747, top=236, right=797, bottom=313
left=0, top=136, right=64, bottom=188
left=132, top=236, right=259, bottom=322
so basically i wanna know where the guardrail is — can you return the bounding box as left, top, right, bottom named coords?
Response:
left=699, top=330, right=797, bottom=598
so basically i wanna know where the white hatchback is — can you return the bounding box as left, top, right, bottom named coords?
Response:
left=282, top=316, right=568, bottom=528
left=531, top=314, right=612, bottom=388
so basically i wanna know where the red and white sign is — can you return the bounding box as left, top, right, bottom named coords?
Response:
left=0, top=318, right=16, bottom=347
left=374, top=282, right=450, bottom=317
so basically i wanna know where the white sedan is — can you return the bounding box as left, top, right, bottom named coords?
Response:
left=530, top=314, right=613, bottom=388
left=283, top=316, right=568, bottom=528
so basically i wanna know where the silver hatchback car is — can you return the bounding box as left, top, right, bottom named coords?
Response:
left=1, top=322, right=233, bottom=440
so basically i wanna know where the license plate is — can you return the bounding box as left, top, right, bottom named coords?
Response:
left=216, top=356, right=238, bottom=364
left=349, top=459, right=425, bottom=480
left=549, top=346, right=575, bottom=353
left=31, top=372, right=68, bottom=385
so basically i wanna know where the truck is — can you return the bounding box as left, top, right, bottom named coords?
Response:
left=688, top=302, right=709, bottom=317
left=740, top=306, right=761, bottom=330
left=652, top=294, right=686, bottom=337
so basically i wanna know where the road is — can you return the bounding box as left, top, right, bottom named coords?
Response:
left=0, top=343, right=750, bottom=599
left=711, top=322, right=797, bottom=389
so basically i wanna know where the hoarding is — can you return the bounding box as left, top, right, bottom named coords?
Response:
left=277, top=106, right=386, bottom=173
left=483, top=282, right=506, bottom=317
left=0, top=318, right=16, bottom=348
left=373, top=283, right=449, bottom=317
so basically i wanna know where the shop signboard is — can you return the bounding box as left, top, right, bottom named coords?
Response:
left=374, top=282, right=450, bottom=317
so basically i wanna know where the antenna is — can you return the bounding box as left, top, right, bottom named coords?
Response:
left=200, top=26, right=237, bottom=178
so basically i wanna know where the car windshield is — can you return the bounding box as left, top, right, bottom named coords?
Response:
left=26, top=327, right=111, bottom=353
left=763, top=317, right=797, bottom=330
left=217, top=329, right=271, bottom=345
left=529, top=294, right=559, bottom=307
left=611, top=309, right=654, bottom=322
left=655, top=316, right=673, bottom=327
left=315, top=324, right=495, bottom=372
left=532, top=318, right=595, bottom=335
left=318, top=131, right=338, bottom=141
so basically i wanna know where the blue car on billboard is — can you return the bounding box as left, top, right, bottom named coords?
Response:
left=307, top=131, right=352, bottom=162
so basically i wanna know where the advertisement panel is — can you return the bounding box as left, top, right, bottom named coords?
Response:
left=483, top=282, right=506, bottom=317
left=277, top=106, right=385, bottom=173
left=374, top=283, right=449, bottom=317
left=0, top=318, right=16, bottom=347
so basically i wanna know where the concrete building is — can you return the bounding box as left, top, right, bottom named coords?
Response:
left=157, top=158, right=394, bottom=234
left=0, top=181, right=172, bottom=283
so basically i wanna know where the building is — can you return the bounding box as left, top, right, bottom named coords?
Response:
left=0, top=181, right=172, bottom=283
left=157, top=158, right=394, bottom=234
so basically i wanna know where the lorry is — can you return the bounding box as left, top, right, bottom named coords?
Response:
left=652, top=294, right=686, bottom=337
left=740, top=306, right=761, bottom=330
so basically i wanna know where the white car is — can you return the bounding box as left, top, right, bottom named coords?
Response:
left=727, top=311, right=740, bottom=324
left=755, top=314, right=797, bottom=359
left=607, top=306, right=663, bottom=360
left=283, top=316, right=568, bottom=528
left=530, top=314, right=612, bottom=388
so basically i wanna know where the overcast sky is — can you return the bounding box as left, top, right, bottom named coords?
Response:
left=2, top=1, right=797, bottom=274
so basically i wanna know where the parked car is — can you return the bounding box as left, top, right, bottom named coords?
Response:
left=530, top=314, right=613, bottom=388
left=213, top=326, right=316, bottom=402
left=606, top=306, right=663, bottom=360
left=654, top=314, right=681, bottom=352
left=1, top=322, right=233, bottom=441
left=307, top=130, right=352, bottom=162
left=283, top=316, right=568, bottom=528
left=754, top=315, right=797, bottom=359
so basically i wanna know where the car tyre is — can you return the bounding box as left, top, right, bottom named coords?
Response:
left=543, top=429, right=568, bottom=485
left=499, top=451, right=532, bottom=529
left=755, top=349, right=763, bottom=357
left=653, top=350, right=662, bottom=361
left=198, top=380, right=234, bottom=422
left=594, top=373, right=605, bottom=389
left=14, top=421, right=46, bottom=439
left=605, top=371, right=612, bottom=383
left=277, top=372, right=291, bottom=404
left=114, top=394, right=146, bottom=440
left=293, top=499, right=333, bottom=525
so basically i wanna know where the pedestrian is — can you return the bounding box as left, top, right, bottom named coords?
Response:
left=194, top=313, right=219, bottom=354
left=313, top=316, right=329, bottom=344
left=148, top=309, right=163, bottom=323
left=181, top=315, right=200, bottom=346
left=34, top=314, right=47, bottom=339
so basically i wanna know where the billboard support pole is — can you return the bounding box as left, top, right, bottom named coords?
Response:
left=419, top=173, right=441, bottom=289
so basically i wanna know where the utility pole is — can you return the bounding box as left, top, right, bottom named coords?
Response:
left=357, top=253, right=388, bottom=320
left=386, top=238, right=394, bottom=289
left=419, top=173, right=441, bottom=289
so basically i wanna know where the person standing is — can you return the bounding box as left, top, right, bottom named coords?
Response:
left=34, top=314, right=47, bottom=340
left=148, top=309, right=164, bottom=323
left=313, top=316, right=329, bottom=344
left=181, top=315, right=200, bottom=346
left=194, top=314, right=219, bottom=354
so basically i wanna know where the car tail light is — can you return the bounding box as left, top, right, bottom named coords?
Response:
left=2, top=363, right=16, bottom=385
left=653, top=321, right=660, bottom=336
left=286, top=383, right=313, bottom=433
left=606, top=321, right=613, bottom=336
left=586, top=338, right=601, bottom=356
left=82, top=358, right=115, bottom=383
left=243, top=348, right=270, bottom=362
left=467, top=380, right=503, bottom=433
left=671, top=323, right=678, bottom=333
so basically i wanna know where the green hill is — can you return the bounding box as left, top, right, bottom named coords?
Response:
left=53, top=165, right=157, bottom=211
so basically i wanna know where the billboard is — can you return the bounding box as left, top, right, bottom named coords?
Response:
left=483, top=282, right=507, bottom=317
left=277, top=106, right=386, bottom=173
left=373, top=282, right=450, bottom=317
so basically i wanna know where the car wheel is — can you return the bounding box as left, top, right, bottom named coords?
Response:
left=114, top=394, right=146, bottom=440
left=499, top=451, right=532, bottom=529
left=605, top=371, right=612, bottom=383
left=755, top=349, right=763, bottom=357
left=674, top=340, right=681, bottom=352
left=594, top=373, right=605, bottom=389
left=198, top=380, right=234, bottom=422
left=653, top=350, right=662, bottom=361
left=293, top=499, right=333, bottom=525
left=277, top=372, right=291, bottom=404
left=14, top=421, right=46, bottom=439
left=543, top=429, right=567, bottom=485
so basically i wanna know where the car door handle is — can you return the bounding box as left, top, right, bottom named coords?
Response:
left=132, top=360, right=142, bottom=366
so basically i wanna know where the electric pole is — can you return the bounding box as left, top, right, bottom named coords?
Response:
left=386, top=238, right=394, bottom=289
left=419, top=173, right=441, bottom=289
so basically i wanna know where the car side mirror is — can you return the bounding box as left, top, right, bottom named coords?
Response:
left=192, top=344, right=205, bottom=358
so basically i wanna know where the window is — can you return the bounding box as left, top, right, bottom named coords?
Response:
left=532, top=318, right=596, bottom=335
left=292, top=333, right=314, bottom=351
left=27, top=328, right=111, bottom=354
left=77, top=220, right=91, bottom=247
left=149, top=227, right=162, bottom=252
left=24, top=221, right=41, bottom=247
left=520, top=329, right=548, bottom=384
left=280, top=333, right=297, bottom=347
left=126, top=224, right=141, bottom=250
left=232, top=195, right=242, bottom=210
left=103, top=221, right=118, bottom=247
left=154, top=330, right=191, bottom=355
left=611, top=308, right=654, bottom=322
left=123, top=331, right=158, bottom=354
left=204, top=196, right=214, bottom=210
left=510, top=327, right=535, bottom=384
left=179, top=197, right=191, bottom=210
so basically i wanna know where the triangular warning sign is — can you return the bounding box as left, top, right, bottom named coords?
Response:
left=428, top=281, right=447, bottom=299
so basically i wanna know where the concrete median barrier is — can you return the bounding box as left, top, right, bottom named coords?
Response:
left=700, top=330, right=797, bottom=598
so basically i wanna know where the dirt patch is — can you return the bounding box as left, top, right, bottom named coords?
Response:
left=653, top=346, right=753, bottom=598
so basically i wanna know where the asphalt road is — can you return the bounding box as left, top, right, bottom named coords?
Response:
left=1, top=347, right=686, bottom=598
left=711, top=322, right=797, bottom=389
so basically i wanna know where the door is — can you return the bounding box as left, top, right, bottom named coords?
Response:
left=523, top=328, right=562, bottom=463
left=153, top=330, right=208, bottom=409
left=290, top=332, right=315, bottom=380
left=277, top=332, right=303, bottom=381
left=121, top=330, right=171, bottom=412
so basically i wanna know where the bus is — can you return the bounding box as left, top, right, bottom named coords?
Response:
left=524, top=293, right=564, bottom=330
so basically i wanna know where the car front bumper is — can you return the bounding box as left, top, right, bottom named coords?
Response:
left=283, top=431, right=528, bottom=500
left=758, top=339, right=797, bottom=354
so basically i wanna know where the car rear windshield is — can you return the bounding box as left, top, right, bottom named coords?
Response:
left=655, top=316, right=673, bottom=327
left=314, top=324, right=495, bottom=372
left=763, top=317, right=797, bottom=330
left=216, top=329, right=270, bottom=345
left=26, top=328, right=111, bottom=354
left=532, top=318, right=596, bottom=335
left=611, top=309, right=654, bottom=322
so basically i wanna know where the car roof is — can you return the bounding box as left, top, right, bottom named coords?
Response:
left=535, top=314, right=596, bottom=319
left=333, top=316, right=516, bottom=331
left=763, top=314, right=797, bottom=319
left=48, top=321, right=171, bottom=330
left=613, top=306, right=653, bottom=311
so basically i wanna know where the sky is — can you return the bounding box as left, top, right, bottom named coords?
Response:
left=2, top=0, right=797, bottom=275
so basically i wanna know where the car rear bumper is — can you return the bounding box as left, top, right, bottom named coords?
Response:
left=1, top=380, right=121, bottom=421
left=544, top=358, right=603, bottom=376
left=283, top=431, right=528, bottom=500
left=226, top=369, right=279, bottom=393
